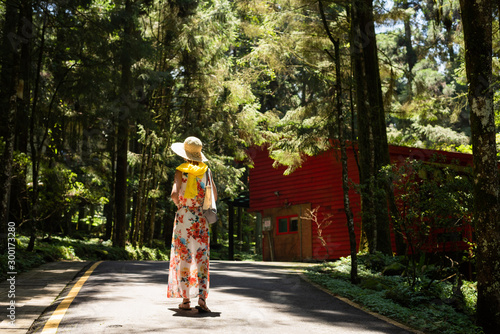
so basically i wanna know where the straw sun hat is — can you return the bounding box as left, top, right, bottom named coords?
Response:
left=171, top=136, right=208, bottom=162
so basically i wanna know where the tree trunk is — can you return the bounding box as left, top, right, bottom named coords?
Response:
left=239, top=207, right=244, bottom=251
left=228, top=203, right=234, bottom=260
left=0, top=0, right=22, bottom=249
left=113, top=86, right=129, bottom=249
left=78, top=202, right=86, bottom=231
left=138, top=137, right=151, bottom=248
left=27, top=8, right=49, bottom=252
left=104, top=125, right=116, bottom=241
left=335, top=42, right=358, bottom=283
left=147, top=197, right=157, bottom=248
left=114, top=0, right=135, bottom=248
left=402, top=0, right=416, bottom=100
left=143, top=143, right=154, bottom=247
left=459, top=1, right=500, bottom=332
left=129, top=192, right=137, bottom=246
left=9, top=1, right=32, bottom=230
left=350, top=0, right=392, bottom=255
left=318, top=0, right=358, bottom=284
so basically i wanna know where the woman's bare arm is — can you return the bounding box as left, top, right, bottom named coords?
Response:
left=171, top=170, right=183, bottom=207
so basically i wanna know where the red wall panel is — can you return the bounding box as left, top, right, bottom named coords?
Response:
left=249, top=144, right=477, bottom=261
left=250, top=146, right=363, bottom=260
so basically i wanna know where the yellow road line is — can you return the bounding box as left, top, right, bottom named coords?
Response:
left=41, top=261, right=103, bottom=334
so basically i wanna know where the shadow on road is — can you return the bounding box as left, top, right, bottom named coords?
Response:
left=169, top=308, right=222, bottom=318
left=29, top=260, right=411, bottom=333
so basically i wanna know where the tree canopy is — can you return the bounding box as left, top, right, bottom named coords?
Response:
left=1, top=0, right=499, bottom=331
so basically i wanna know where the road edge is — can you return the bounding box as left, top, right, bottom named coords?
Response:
left=297, top=272, right=426, bottom=334
left=26, top=261, right=94, bottom=334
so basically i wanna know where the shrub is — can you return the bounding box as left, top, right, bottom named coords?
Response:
left=384, top=157, right=474, bottom=288
left=305, top=256, right=482, bottom=334
left=0, top=235, right=169, bottom=281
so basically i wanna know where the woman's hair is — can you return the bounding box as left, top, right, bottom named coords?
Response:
left=185, top=159, right=199, bottom=165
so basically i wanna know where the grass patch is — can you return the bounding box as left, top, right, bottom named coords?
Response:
left=0, top=235, right=169, bottom=281
left=305, top=254, right=483, bottom=334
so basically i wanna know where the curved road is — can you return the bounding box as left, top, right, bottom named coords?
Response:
left=29, top=261, right=413, bottom=334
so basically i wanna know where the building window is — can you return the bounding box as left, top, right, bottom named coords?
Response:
left=276, top=215, right=299, bottom=235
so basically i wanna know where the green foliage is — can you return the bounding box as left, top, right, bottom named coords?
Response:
left=2, top=0, right=499, bottom=293
left=234, top=0, right=351, bottom=174
left=384, top=157, right=474, bottom=288
left=2, top=2, right=499, bottom=328
left=376, top=0, right=482, bottom=153
left=306, top=254, right=483, bottom=334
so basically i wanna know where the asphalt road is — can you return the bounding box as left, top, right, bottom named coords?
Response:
left=28, top=261, right=414, bottom=334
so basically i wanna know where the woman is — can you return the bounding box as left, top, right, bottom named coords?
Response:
left=167, top=136, right=217, bottom=313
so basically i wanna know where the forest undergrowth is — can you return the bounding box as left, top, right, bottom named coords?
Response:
left=0, top=235, right=169, bottom=281
left=304, top=253, right=482, bottom=334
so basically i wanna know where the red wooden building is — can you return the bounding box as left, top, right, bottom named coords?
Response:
left=248, top=143, right=474, bottom=262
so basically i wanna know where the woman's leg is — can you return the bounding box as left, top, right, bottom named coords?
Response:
left=196, top=294, right=211, bottom=313
left=179, top=298, right=191, bottom=310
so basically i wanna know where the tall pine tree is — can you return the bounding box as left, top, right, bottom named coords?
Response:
left=459, top=1, right=500, bottom=332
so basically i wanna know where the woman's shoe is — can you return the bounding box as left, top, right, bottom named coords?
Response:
left=195, top=297, right=211, bottom=313
left=179, top=301, right=191, bottom=310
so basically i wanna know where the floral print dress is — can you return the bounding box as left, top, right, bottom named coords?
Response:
left=167, top=172, right=210, bottom=299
